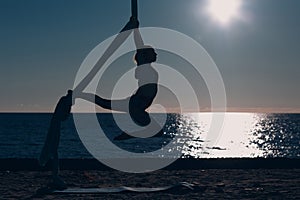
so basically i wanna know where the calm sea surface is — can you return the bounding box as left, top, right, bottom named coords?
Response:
left=0, top=113, right=299, bottom=159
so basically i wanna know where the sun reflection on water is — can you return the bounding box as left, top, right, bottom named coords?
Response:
left=178, top=113, right=300, bottom=158
left=250, top=114, right=300, bottom=158
left=98, top=113, right=299, bottom=159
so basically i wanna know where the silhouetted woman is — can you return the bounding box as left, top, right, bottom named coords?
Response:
left=78, top=18, right=159, bottom=129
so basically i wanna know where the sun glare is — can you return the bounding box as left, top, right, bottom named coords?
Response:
left=207, top=0, right=241, bottom=25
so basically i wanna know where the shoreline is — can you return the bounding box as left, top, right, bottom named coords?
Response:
left=1, top=158, right=299, bottom=171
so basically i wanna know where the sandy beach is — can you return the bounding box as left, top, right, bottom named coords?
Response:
left=1, top=168, right=299, bottom=199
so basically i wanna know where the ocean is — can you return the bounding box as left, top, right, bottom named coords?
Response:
left=0, top=113, right=299, bottom=159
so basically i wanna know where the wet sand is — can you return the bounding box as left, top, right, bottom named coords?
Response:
left=1, top=169, right=299, bottom=199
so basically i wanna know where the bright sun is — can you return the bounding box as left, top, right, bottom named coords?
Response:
left=207, top=0, right=241, bottom=25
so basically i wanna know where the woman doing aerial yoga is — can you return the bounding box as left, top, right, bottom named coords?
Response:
left=77, top=17, right=160, bottom=135
left=39, top=0, right=161, bottom=189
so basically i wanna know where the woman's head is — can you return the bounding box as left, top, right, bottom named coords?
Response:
left=134, top=45, right=157, bottom=65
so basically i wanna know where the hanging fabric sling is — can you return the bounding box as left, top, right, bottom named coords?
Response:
left=39, top=0, right=139, bottom=171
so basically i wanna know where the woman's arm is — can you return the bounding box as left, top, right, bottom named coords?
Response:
left=134, top=22, right=144, bottom=49
left=121, top=17, right=138, bottom=33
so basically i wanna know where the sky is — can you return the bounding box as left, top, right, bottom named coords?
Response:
left=0, top=0, right=299, bottom=112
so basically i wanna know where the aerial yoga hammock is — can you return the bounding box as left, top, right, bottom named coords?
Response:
left=39, top=0, right=161, bottom=189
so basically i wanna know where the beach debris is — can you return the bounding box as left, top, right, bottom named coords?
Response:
left=216, top=182, right=226, bottom=188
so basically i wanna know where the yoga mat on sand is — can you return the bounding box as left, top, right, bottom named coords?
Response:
left=50, top=182, right=197, bottom=194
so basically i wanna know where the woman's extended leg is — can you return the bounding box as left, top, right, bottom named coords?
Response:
left=77, top=92, right=130, bottom=112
